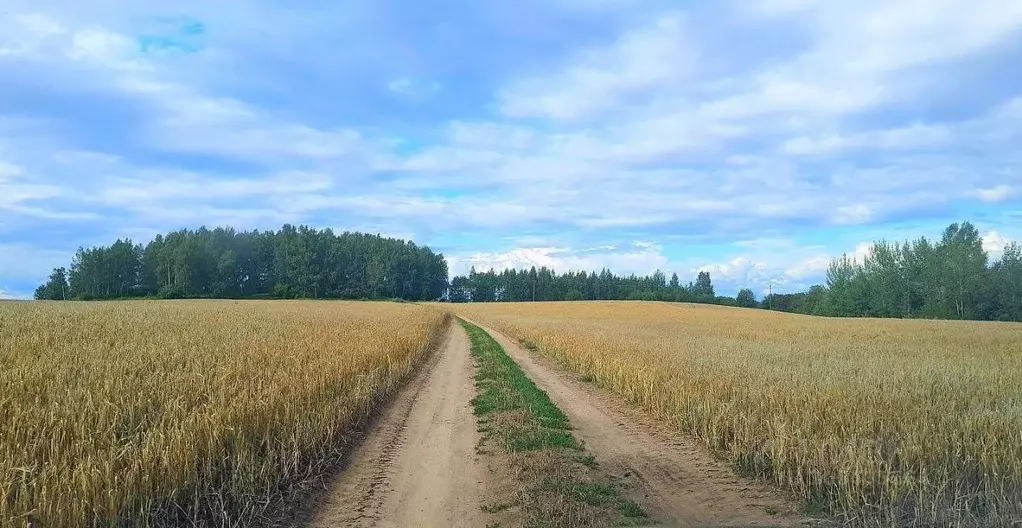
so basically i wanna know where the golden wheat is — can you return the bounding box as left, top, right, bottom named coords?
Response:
left=453, top=301, right=1022, bottom=526
left=0, top=300, right=446, bottom=527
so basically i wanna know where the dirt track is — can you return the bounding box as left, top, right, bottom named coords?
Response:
left=481, top=324, right=813, bottom=528
left=308, top=323, right=490, bottom=528
left=309, top=320, right=814, bottom=527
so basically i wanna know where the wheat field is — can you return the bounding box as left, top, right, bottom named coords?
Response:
left=0, top=300, right=447, bottom=527
left=453, top=301, right=1022, bottom=526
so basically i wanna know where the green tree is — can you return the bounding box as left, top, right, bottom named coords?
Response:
left=992, top=242, right=1022, bottom=321
left=564, top=289, right=584, bottom=301
left=937, top=222, right=988, bottom=319
left=824, top=255, right=868, bottom=316
left=736, top=288, right=757, bottom=308
left=862, top=241, right=906, bottom=317
left=44, top=225, right=449, bottom=302
left=693, top=271, right=715, bottom=300
left=34, top=267, right=70, bottom=300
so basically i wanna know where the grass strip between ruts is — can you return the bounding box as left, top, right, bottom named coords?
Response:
left=460, top=318, right=648, bottom=527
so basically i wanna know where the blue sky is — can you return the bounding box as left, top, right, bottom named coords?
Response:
left=1, top=0, right=1021, bottom=299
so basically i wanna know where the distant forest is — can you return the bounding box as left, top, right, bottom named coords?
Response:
left=35, top=221, right=1021, bottom=322
left=34, top=225, right=449, bottom=301
left=448, top=222, right=1021, bottom=322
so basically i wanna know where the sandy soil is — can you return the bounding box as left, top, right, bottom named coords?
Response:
left=308, top=323, right=493, bottom=528
left=480, top=324, right=816, bottom=528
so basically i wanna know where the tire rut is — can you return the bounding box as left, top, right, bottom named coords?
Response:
left=478, top=323, right=820, bottom=528
left=308, top=322, right=490, bottom=528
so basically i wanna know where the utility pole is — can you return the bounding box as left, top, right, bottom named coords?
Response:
left=768, top=284, right=773, bottom=310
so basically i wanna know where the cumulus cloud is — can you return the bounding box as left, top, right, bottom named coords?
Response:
left=982, top=231, right=1016, bottom=258
left=1, top=0, right=1021, bottom=296
left=783, top=255, right=831, bottom=279
left=698, top=257, right=770, bottom=285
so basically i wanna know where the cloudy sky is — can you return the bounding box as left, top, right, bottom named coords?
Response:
left=1, top=0, right=1021, bottom=299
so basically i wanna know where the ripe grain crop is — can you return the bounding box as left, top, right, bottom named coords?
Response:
left=453, top=301, right=1022, bottom=526
left=0, top=300, right=447, bottom=527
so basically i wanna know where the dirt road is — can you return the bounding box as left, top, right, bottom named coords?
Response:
left=308, top=323, right=490, bottom=528
left=480, top=324, right=812, bottom=528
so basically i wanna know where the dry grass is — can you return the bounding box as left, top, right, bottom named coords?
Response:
left=0, top=300, right=447, bottom=527
left=453, top=301, right=1022, bottom=526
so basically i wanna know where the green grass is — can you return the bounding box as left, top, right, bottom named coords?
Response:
left=574, top=454, right=599, bottom=468
left=567, top=483, right=618, bottom=506
left=465, top=321, right=577, bottom=452
left=619, top=500, right=648, bottom=519
left=461, top=319, right=653, bottom=527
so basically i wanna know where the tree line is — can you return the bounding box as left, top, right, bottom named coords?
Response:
left=35, top=225, right=449, bottom=301
left=34, top=220, right=1021, bottom=322
left=446, top=221, right=1021, bottom=322
left=448, top=267, right=750, bottom=305
left=762, top=222, right=1021, bottom=322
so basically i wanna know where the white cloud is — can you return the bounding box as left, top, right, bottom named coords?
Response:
left=692, top=238, right=886, bottom=295
left=697, top=257, right=769, bottom=285
left=448, top=244, right=670, bottom=277
left=0, top=13, right=64, bottom=57
left=131, top=78, right=371, bottom=161
left=783, top=123, right=951, bottom=156
left=691, top=254, right=827, bottom=296
left=499, top=13, right=694, bottom=120
left=852, top=242, right=873, bottom=262
left=983, top=231, right=1016, bottom=258
left=67, top=28, right=148, bottom=70
left=2, top=15, right=375, bottom=165
left=365, top=5, right=1022, bottom=238
left=783, top=254, right=831, bottom=279
left=97, top=170, right=335, bottom=205
left=718, top=0, right=1022, bottom=124
left=0, top=161, right=26, bottom=182
left=971, top=185, right=1015, bottom=203
left=1, top=1, right=1021, bottom=299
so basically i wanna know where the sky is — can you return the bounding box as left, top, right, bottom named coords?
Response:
left=1, top=0, right=1021, bottom=299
